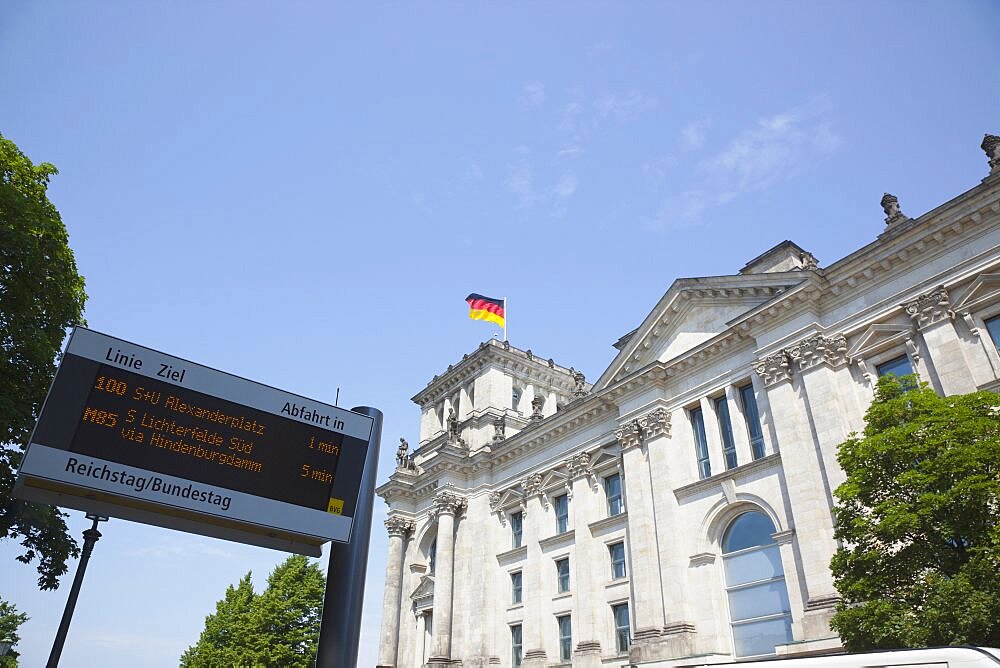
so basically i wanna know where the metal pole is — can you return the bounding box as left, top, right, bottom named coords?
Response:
left=47, top=514, right=108, bottom=668
left=315, top=406, right=383, bottom=668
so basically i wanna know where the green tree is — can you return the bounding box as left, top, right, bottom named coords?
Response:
left=181, top=556, right=325, bottom=668
left=1, top=132, right=88, bottom=590
left=0, top=596, right=29, bottom=668
left=180, top=573, right=257, bottom=667
left=830, top=374, right=1000, bottom=650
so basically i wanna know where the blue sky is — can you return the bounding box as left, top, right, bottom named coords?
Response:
left=1, top=2, right=997, bottom=666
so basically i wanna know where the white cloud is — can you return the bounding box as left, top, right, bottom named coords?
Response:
left=553, top=174, right=578, bottom=199
left=520, top=81, right=546, bottom=107
left=593, top=90, right=656, bottom=122
left=644, top=97, right=841, bottom=231
left=681, top=117, right=711, bottom=150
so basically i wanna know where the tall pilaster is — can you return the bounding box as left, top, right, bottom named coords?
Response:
left=906, top=287, right=978, bottom=395
left=428, top=491, right=465, bottom=665
left=521, top=476, right=548, bottom=667
left=378, top=516, right=415, bottom=667
left=568, top=453, right=602, bottom=668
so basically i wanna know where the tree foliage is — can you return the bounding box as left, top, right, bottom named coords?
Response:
left=0, top=596, right=29, bottom=668
left=830, top=374, right=1000, bottom=650
left=0, top=132, right=87, bottom=590
left=180, top=555, right=325, bottom=668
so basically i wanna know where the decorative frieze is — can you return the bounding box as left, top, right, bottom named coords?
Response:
left=904, top=285, right=954, bottom=329
left=752, top=352, right=792, bottom=386
left=637, top=407, right=671, bottom=439
left=787, top=333, right=848, bottom=372
left=431, top=490, right=466, bottom=518
left=385, top=515, right=415, bottom=538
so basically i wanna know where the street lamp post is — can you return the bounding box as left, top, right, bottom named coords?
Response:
left=46, top=514, right=108, bottom=668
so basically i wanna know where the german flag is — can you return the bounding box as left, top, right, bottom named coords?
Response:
left=466, top=293, right=505, bottom=328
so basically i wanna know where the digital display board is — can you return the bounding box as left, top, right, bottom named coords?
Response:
left=14, top=328, right=374, bottom=555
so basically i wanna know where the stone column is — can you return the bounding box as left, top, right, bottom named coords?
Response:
left=428, top=491, right=466, bottom=665
left=378, top=516, right=414, bottom=667
left=906, top=287, right=978, bottom=395
left=753, top=351, right=839, bottom=638
left=521, top=475, right=548, bottom=667
left=617, top=418, right=667, bottom=660
left=568, top=453, right=602, bottom=668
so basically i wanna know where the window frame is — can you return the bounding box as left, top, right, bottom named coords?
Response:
left=556, top=614, right=572, bottom=662
left=604, top=473, right=623, bottom=516
left=510, top=570, right=523, bottom=605
left=554, top=493, right=569, bottom=534
left=611, top=602, right=630, bottom=654
left=738, top=383, right=766, bottom=460
left=690, top=406, right=711, bottom=479
left=510, top=623, right=523, bottom=667
left=555, top=556, right=570, bottom=593
left=714, top=395, right=738, bottom=470
left=510, top=510, right=524, bottom=549
left=609, top=541, right=626, bottom=580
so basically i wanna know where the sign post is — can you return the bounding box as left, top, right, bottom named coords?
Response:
left=315, top=405, right=382, bottom=668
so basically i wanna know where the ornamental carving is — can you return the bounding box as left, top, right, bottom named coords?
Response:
left=637, top=407, right=671, bottom=439
left=385, top=516, right=415, bottom=538
left=492, top=414, right=506, bottom=443
left=566, top=452, right=592, bottom=479
left=432, top=491, right=466, bottom=517
left=571, top=369, right=587, bottom=397
left=615, top=419, right=643, bottom=451
left=904, top=286, right=954, bottom=329
left=488, top=491, right=502, bottom=513
left=530, top=395, right=544, bottom=421
left=521, top=473, right=543, bottom=497
left=880, top=192, right=908, bottom=226
left=752, top=352, right=792, bottom=386
left=787, top=333, right=848, bottom=372
left=983, top=133, right=1000, bottom=174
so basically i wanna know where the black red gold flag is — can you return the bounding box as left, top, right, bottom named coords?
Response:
left=466, top=293, right=505, bottom=328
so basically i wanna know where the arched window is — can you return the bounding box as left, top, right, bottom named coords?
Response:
left=722, top=511, right=792, bottom=657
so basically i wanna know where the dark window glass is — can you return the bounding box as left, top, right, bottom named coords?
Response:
left=429, top=538, right=436, bottom=575
left=987, top=315, right=1000, bottom=351
left=715, top=396, right=738, bottom=470
left=691, top=407, right=711, bottom=479
left=612, top=603, right=630, bottom=653
left=605, top=474, right=623, bottom=516
left=557, top=615, right=572, bottom=661
left=511, top=624, right=523, bottom=667
left=739, top=384, right=766, bottom=460
left=512, top=388, right=521, bottom=410
left=876, top=355, right=913, bottom=378
left=723, top=512, right=777, bottom=553
left=556, top=557, right=570, bottom=593
left=609, top=542, right=626, bottom=579
left=554, top=494, right=569, bottom=534
left=510, top=511, right=523, bottom=549
left=511, top=571, right=522, bottom=604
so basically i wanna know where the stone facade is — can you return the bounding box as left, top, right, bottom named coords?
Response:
left=376, top=135, right=1000, bottom=667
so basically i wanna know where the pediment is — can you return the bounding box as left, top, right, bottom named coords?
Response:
left=595, top=275, right=805, bottom=389
left=847, top=322, right=914, bottom=359
left=954, top=273, right=1000, bottom=313
left=410, top=574, right=434, bottom=602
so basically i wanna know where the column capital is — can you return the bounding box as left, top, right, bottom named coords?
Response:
left=905, top=285, right=954, bottom=329
left=431, top=490, right=466, bottom=518
left=521, top=472, right=544, bottom=497
left=637, top=407, right=671, bottom=440
left=615, top=419, right=643, bottom=451
left=787, top=333, right=848, bottom=372
left=753, top=352, right=792, bottom=386
left=385, top=516, right=415, bottom=538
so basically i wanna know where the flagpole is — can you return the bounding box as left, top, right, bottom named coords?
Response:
left=503, top=296, right=508, bottom=342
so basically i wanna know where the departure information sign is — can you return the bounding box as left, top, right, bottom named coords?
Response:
left=15, top=328, right=374, bottom=555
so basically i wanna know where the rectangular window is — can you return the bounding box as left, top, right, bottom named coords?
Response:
left=556, top=557, right=570, bottom=593
left=511, top=571, right=522, bottom=604
left=876, top=354, right=913, bottom=378
left=691, top=407, right=711, bottom=479
left=987, top=315, right=1000, bottom=351
left=554, top=494, right=569, bottom=534
left=604, top=473, right=623, bottom=516
left=510, top=511, right=523, bottom=549
left=739, top=383, right=766, bottom=460
left=612, top=603, right=630, bottom=653
left=609, top=542, right=626, bottom=579
left=557, top=614, right=572, bottom=661
left=511, top=624, right=523, bottom=667
left=715, top=396, right=738, bottom=470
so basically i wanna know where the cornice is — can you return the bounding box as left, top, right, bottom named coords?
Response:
left=538, top=529, right=576, bottom=551
left=674, top=453, right=781, bottom=501
left=588, top=512, right=628, bottom=535
left=411, top=339, right=584, bottom=407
